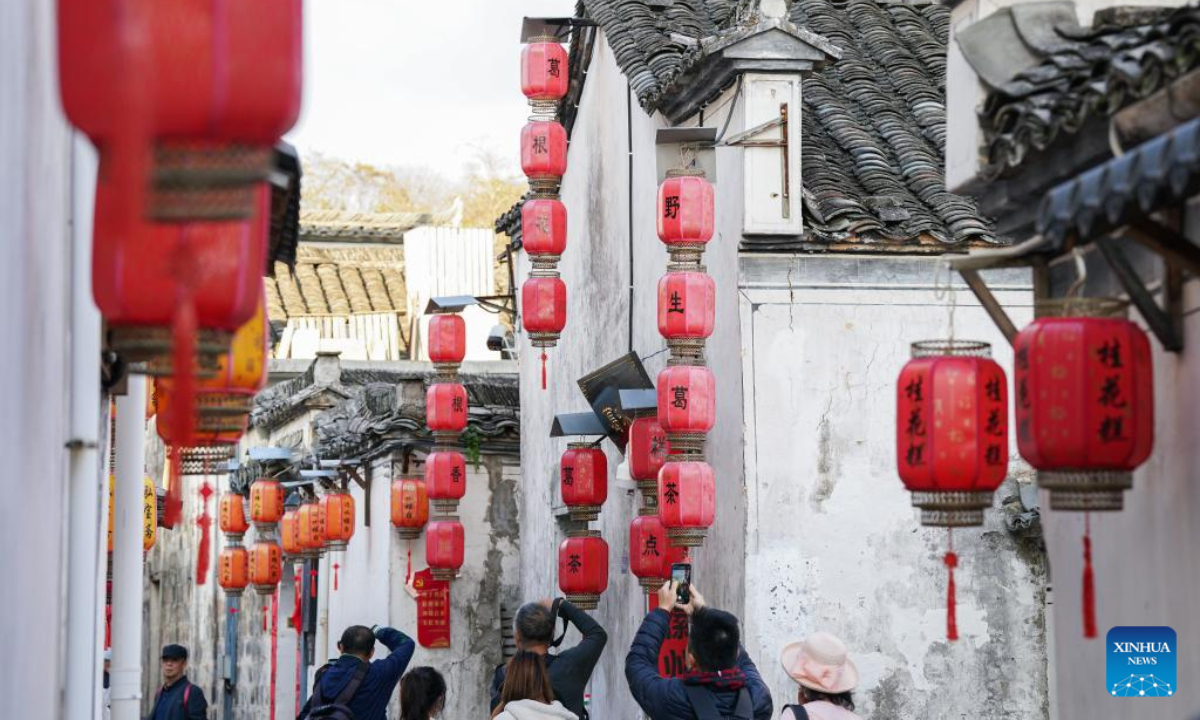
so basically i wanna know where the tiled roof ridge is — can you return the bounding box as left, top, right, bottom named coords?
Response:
left=981, top=2, right=1200, bottom=177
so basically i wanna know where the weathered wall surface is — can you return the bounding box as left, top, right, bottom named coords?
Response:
left=738, top=256, right=1047, bottom=719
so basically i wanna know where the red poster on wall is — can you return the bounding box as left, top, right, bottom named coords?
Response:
left=658, top=608, right=689, bottom=677
left=413, top=568, right=451, bottom=649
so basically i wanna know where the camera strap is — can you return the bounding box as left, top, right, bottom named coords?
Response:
left=548, top=598, right=569, bottom=649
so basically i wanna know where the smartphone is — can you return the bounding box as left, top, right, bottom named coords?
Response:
left=671, top=563, right=692, bottom=605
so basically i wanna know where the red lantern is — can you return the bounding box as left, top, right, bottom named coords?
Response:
left=521, top=121, right=568, bottom=189
left=218, top=546, right=249, bottom=597
left=58, top=0, right=302, bottom=218
left=521, top=198, right=568, bottom=257
left=629, top=417, right=670, bottom=483
left=280, top=509, right=303, bottom=559
left=657, top=171, right=714, bottom=247
left=298, top=500, right=325, bottom=558
left=629, top=512, right=687, bottom=590
left=426, top=383, right=468, bottom=433
left=248, top=541, right=283, bottom=595
left=320, top=491, right=355, bottom=551
left=521, top=40, right=569, bottom=102
left=657, top=363, right=717, bottom=446
left=428, top=315, right=467, bottom=365
left=657, top=458, right=715, bottom=547
left=561, top=444, right=608, bottom=522
left=1015, top=315, right=1154, bottom=509
left=895, top=339, right=1009, bottom=642
left=249, top=479, right=285, bottom=528
left=523, top=276, right=568, bottom=389
left=426, top=520, right=465, bottom=582
left=658, top=271, right=716, bottom=341
left=558, top=533, right=608, bottom=610
left=895, top=341, right=1009, bottom=527
left=219, top=494, right=250, bottom=542
left=425, top=451, right=467, bottom=512
left=391, top=476, right=429, bottom=540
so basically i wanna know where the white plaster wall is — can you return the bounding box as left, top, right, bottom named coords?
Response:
left=738, top=256, right=1047, bottom=718
left=1043, top=277, right=1200, bottom=720
left=0, top=0, right=78, bottom=717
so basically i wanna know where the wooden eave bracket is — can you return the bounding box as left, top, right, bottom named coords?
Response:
left=953, top=217, right=1191, bottom=352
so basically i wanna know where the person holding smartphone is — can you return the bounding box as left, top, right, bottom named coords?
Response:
left=625, top=579, right=774, bottom=720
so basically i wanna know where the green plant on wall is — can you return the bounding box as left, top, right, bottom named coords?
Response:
left=462, top=425, right=482, bottom=470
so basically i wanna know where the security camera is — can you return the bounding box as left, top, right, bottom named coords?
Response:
left=487, top=324, right=517, bottom=359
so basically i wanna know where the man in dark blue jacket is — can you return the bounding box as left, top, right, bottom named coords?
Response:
left=626, top=583, right=773, bottom=720
left=146, top=644, right=207, bottom=720
left=298, top=624, right=415, bottom=720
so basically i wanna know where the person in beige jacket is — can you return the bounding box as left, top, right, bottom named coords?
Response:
left=778, top=633, right=864, bottom=720
left=492, top=651, right=579, bottom=720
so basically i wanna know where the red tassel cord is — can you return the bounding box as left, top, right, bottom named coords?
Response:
left=1083, top=513, right=1097, bottom=639
left=262, top=603, right=268, bottom=632
left=404, top=542, right=413, bottom=587
left=163, top=448, right=183, bottom=529
left=944, top=529, right=959, bottom=641
left=194, top=483, right=213, bottom=585
left=541, top=351, right=548, bottom=390
left=333, top=562, right=340, bottom=592
left=310, top=569, right=317, bottom=598
left=292, top=570, right=302, bottom=632
left=170, top=293, right=197, bottom=445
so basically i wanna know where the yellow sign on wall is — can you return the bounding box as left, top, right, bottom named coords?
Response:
left=107, top=475, right=158, bottom=553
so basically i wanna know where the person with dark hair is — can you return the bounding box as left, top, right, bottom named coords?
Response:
left=490, top=598, right=606, bottom=719
left=399, top=666, right=446, bottom=720
left=147, top=644, right=207, bottom=720
left=491, top=651, right=578, bottom=720
left=779, top=633, right=862, bottom=720
left=298, top=624, right=415, bottom=720
left=625, top=582, right=773, bottom=720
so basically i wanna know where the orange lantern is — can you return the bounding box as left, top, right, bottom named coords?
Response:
left=219, top=493, right=250, bottom=542
left=391, top=476, right=429, bottom=540
left=298, top=499, right=325, bottom=558
left=250, top=478, right=285, bottom=528
left=280, top=508, right=303, bottom=559
left=320, top=491, right=355, bottom=551
left=248, top=541, right=283, bottom=595
left=219, top=546, right=250, bottom=597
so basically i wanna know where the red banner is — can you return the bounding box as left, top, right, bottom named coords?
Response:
left=658, top=608, right=689, bottom=677
left=413, top=569, right=451, bottom=649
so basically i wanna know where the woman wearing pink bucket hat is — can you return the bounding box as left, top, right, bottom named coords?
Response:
left=778, top=632, right=862, bottom=720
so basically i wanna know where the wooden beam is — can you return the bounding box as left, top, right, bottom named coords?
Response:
left=958, top=268, right=1019, bottom=345
left=1125, top=218, right=1200, bottom=278
left=1094, top=236, right=1183, bottom=352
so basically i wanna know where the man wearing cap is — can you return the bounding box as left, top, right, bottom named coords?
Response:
left=625, top=582, right=773, bottom=720
left=147, top=644, right=207, bottom=720
left=779, top=632, right=862, bottom=720
left=298, top=624, right=415, bottom=720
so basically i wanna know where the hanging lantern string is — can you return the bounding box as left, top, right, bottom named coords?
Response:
left=405, top=541, right=413, bottom=587
left=1082, top=512, right=1097, bottom=639
left=945, top=527, right=959, bottom=641
left=1065, top=248, right=1088, bottom=315
left=333, top=560, right=340, bottom=592
left=541, top=350, right=548, bottom=391
left=195, top=481, right=213, bottom=585
left=932, top=257, right=957, bottom=344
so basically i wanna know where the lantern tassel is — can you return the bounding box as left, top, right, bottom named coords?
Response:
left=333, top=562, right=340, bottom=592
left=195, top=483, right=213, bottom=585
left=170, top=296, right=197, bottom=446
left=541, top=351, right=548, bottom=390
left=310, top=569, right=317, bottom=598
left=164, top=448, right=183, bottom=529
left=262, top=603, right=268, bottom=632
left=945, top=529, right=958, bottom=641
left=405, top=541, right=413, bottom=587
left=292, top=571, right=302, bottom=632
left=1083, top=514, right=1097, bottom=639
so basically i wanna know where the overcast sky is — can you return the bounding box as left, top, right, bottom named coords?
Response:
left=285, top=0, right=575, bottom=179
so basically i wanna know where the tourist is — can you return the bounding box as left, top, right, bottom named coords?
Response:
left=399, top=666, right=447, bottom=720
left=147, top=644, right=207, bottom=720
left=625, top=582, right=773, bottom=720
left=492, top=651, right=578, bottom=720
left=778, top=633, right=862, bottom=720
left=298, top=624, right=415, bottom=720
left=490, top=598, right=606, bottom=719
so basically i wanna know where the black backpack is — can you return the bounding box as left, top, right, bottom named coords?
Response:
left=684, top=685, right=753, bottom=720
left=783, top=706, right=810, bottom=720
left=306, top=660, right=370, bottom=720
